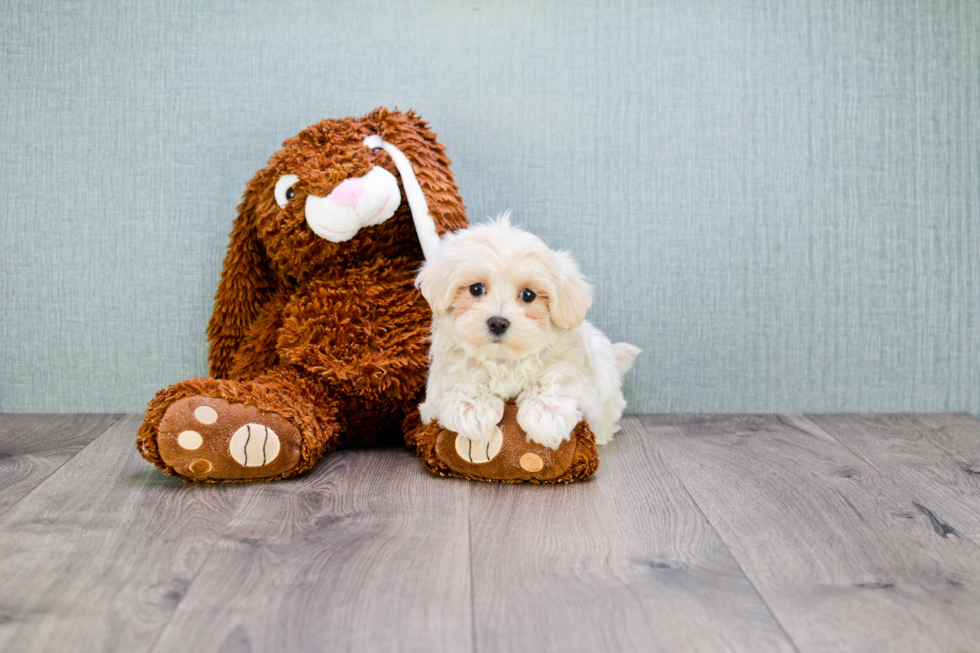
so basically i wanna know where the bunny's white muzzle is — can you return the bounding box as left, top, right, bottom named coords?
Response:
left=304, top=166, right=401, bottom=243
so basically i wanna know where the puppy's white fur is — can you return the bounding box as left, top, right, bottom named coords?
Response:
left=416, top=214, right=641, bottom=449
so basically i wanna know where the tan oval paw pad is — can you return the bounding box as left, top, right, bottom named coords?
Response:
left=519, top=453, right=544, bottom=472
left=189, top=459, right=213, bottom=474
left=194, top=405, right=218, bottom=424
left=177, top=430, right=203, bottom=450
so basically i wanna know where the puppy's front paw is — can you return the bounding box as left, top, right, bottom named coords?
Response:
left=517, top=397, right=581, bottom=450
left=441, top=396, right=506, bottom=443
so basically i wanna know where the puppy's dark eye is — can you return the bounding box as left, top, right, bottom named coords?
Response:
left=469, top=283, right=485, bottom=297
left=285, top=187, right=295, bottom=201
left=520, top=288, right=536, bottom=303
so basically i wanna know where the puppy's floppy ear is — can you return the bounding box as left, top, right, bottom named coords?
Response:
left=548, top=251, right=593, bottom=330
left=206, top=170, right=283, bottom=379
left=414, top=246, right=461, bottom=315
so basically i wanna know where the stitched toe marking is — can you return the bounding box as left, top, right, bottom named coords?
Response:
left=229, top=424, right=281, bottom=467
left=454, top=426, right=503, bottom=464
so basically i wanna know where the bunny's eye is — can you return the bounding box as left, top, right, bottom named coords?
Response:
left=274, top=174, right=299, bottom=208
left=469, top=283, right=485, bottom=297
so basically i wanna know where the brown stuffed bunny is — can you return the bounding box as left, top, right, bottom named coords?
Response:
left=136, top=109, right=468, bottom=482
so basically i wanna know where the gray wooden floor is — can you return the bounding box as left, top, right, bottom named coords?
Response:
left=1, top=413, right=980, bottom=653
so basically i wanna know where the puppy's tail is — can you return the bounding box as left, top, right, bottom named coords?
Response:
left=612, top=343, right=642, bottom=377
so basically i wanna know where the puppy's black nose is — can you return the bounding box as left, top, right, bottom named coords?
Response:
left=487, top=316, right=510, bottom=336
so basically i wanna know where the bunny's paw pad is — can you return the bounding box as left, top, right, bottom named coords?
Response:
left=157, top=397, right=302, bottom=481
left=412, top=403, right=599, bottom=484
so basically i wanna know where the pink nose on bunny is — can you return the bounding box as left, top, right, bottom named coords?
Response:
left=330, top=178, right=364, bottom=209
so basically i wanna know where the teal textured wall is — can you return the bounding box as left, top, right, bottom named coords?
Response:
left=1, top=0, right=978, bottom=414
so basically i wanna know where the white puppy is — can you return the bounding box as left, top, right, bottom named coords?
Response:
left=416, top=214, right=641, bottom=450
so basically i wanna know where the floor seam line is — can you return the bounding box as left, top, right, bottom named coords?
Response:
left=145, top=461, right=262, bottom=653
left=0, top=413, right=127, bottom=520
left=794, top=413, right=980, bottom=556
left=467, top=481, right=478, bottom=653
left=634, top=416, right=803, bottom=653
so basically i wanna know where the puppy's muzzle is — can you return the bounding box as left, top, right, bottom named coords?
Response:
left=487, top=316, right=510, bottom=336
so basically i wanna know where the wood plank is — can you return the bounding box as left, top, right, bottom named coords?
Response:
left=910, top=413, right=980, bottom=480
left=0, top=413, right=122, bottom=516
left=149, top=447, right=473, bottom=653
left=467, top=417, right=796, bottom=653
left=0, top=414, right=250, bottom=653
left=806, top=413, right=980, bottom=541
left=641, top=414, right=980, bottom=653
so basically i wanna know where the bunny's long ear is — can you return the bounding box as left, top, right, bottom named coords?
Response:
left=206, top=179, right=282, bottom=379
left=366, top=109, right=468, bottom=257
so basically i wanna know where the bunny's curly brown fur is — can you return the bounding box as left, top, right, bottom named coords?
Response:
left=136, top=109, right=467, bottom=482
